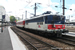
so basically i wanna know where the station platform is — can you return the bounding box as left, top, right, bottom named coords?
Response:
left=0, top=26, right=28, bottom=50
left=62, top=32, right=75, bottom=37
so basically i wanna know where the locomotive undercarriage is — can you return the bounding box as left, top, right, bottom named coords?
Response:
left=46, top=29, right=68, bottom=37
left=23, top=28, right=68, bottom=37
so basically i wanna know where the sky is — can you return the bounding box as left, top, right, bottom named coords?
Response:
left=0, top=0, right=75, bottom=21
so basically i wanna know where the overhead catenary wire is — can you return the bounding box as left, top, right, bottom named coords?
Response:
left=24, top=0, right=33, bottom=8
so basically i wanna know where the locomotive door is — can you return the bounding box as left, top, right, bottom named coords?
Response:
left=44, top=15, right=53, bottom=31
left=43, top=16, right=47, bottom=31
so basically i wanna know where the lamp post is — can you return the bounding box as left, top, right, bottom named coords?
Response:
left=63, top=0, right=65, bottom=15
left=34, top=3, right=36, bottom=16
left=34, top=3, right=41, bottom=16
left=55, top=0, right=72, bottom=15
left=55, top=0, right=65, bottom=15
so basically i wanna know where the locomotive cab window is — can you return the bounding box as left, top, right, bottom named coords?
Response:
left=61, top=16, right=65, bottom=21
left=53, top=15, right=60, bottom=21
left=45, top=16, right=47, bottom=20
left=45, top=15, right=53, bottom=24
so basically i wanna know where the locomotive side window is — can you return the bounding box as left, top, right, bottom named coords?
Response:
left=37, top=22, right=43, bottom=25
left=26, top=17, right=44, bottom=23
left=40, top=22, right=43, bottom=25
left=37, top=22, right=39, bottom=25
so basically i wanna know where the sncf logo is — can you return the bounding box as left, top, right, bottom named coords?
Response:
left=58, top=26, right=60, bottom=28
left=38, top=25, right=41, bottom=28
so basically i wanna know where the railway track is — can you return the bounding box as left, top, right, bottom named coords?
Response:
left=51, top=37, right=75, bottom=46
left=47, top=34, right=75, bottom=47
left=11, top=27, right=61, bottom=50
left=60, top=36, right=75, bottom=46
left=23, top=28, right=75, bottom=46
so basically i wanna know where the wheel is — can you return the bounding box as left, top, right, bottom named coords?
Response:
left=57, top=31, right=62, bottom=37
left=57, top=33, right=62, bottom=37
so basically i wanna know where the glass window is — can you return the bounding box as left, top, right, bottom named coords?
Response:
left=26, top=17, right=44, bottom=23
left=45, top=15, right=52, bottom=24
left=45, top=15, right=65, bottom=24
left=40, top=22, right=43, bottom=25
left=61, top=16, right=65, bottom=21
left=37, top=22, right=39, bottom=25
left=45, top=16, right=47, bottom=20
left=53, top=15, right=60, bottom=21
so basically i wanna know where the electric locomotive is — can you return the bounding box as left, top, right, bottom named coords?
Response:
left=25, top=13, right=68, bottom=37
left=16, top=11, right=68, bottom=37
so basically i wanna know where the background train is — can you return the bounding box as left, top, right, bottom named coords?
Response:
left=16, top=13, right=68, bottom=37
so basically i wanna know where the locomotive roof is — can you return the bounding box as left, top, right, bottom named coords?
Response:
left=25, top=14, right=65, bottom=20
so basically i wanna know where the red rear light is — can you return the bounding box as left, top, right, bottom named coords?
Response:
left=23, top=21, right=25, bottom=25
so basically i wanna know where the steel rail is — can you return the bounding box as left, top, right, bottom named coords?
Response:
left=52, top=37, right=75, bottom=46
left=12, top=28, right=37, bottom=50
